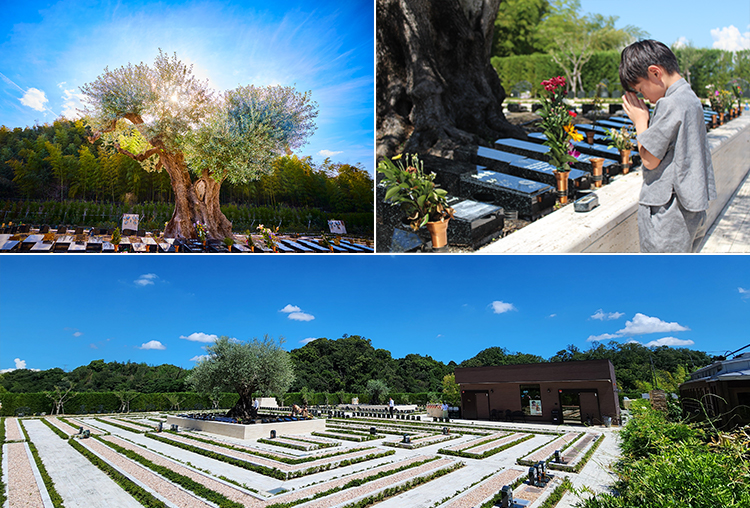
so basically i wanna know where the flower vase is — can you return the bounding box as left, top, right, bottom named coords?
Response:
left=620, top=149, right=631, bottom=175
left=586, top=130, right=595, bottom=144
left=720, top=112, right=725, bottom=125
left=711, top=114, right=717, bottom=128
left=590, top=158, right=604, bottom=188
left=426, top=218, right=450, bottom=251
left=553, top=170, right=569, bottom=204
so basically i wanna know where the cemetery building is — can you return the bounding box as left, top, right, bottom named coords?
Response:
left=679, top=352, right=750, bottom=429
left=454, top=360, right=620, bottom=425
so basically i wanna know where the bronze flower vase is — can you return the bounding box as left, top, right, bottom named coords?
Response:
left=620, top=149, right=631, bottom=174
left=586, top=130, right=595, bottom=144
left=719, top=112, right=725, bottom=125
left=590, top=158, right=604, bottom=188
left=553, top=170, right=569, bottom=204
left=426, top=218, right=450, bottom=252
left=711, top=114, right=717, bottom=128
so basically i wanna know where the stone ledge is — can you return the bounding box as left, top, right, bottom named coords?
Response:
left=480, top=111, right=750, bottom=253
left=165, top=415, right=326, bottom=440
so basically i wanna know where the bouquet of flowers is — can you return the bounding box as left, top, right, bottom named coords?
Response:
left=605, top=127, right=635, bottom=151
left=538, top=76, right=583, bottom=172
left=194, top=221, right=208, bottom=242
left=257, top=224, right=278, bottom=249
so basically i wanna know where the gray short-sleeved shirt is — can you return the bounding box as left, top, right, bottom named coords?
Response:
left=637, top=78, right=716, bottom=211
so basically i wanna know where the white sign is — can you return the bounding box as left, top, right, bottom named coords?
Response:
left=530, top=399, right=542, bottom=415
left=328, top=220, right=346, bottom=235
left=122, top=214, right=139, bottom=232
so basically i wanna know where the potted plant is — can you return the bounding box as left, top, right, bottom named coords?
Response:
left=222, top=236, right=234, bottom=251
left=319, top=232, right=334, bottom=252
left=377, top=152, right=454, bottom=250
left=605, top=127, right=635, bottom=174
left=111, top=227, right=121, bottom=252
left=538, top=75, right=583, bottom=204
left=730, top=82, right=743, bottom=115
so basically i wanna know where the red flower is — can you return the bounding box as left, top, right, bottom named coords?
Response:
left=568, top=110, right=577, bottom=117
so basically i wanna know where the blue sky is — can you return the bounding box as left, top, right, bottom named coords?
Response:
left=0, top=0, right=374, bottom=173
left=579, top=0, right=750, bottom=50
left=1, top=255, right=748, bottom=373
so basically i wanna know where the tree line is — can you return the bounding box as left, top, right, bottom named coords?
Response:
left=491, top=0, right=750, bottom=99
left=0, top=119, right=372, bottom=216
left=0, top=335, right=716, bottom=400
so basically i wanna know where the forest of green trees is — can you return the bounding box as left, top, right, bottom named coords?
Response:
left=0, top=335, right=716, bottom=402
left=0, top=119, right=373, bottom=233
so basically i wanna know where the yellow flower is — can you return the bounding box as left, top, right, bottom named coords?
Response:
left=564, top=123, right=584, bottom=143
left=392, top=154, right=403, bottom=160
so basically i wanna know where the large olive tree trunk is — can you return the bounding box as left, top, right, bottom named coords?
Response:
left=377, top=0, right=525, bottom=159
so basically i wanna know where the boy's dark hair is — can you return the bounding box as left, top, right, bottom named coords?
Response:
left=619, top=40, right=681, bottom=92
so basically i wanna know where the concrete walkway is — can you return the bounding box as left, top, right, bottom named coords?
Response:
left=556, top=429, right=621, bottom=508
left=23, top=419, right=143, bottom=508
left=700, top=164, right=750, bottom=252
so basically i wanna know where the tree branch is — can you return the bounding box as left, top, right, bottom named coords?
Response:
left=116, top=144, right=161, bottom=162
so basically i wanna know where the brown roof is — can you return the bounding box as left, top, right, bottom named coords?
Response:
left=455, top=359, right=616, bottom=384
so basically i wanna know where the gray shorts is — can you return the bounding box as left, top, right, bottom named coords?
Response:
left=638, top=194, right=706, bottom=253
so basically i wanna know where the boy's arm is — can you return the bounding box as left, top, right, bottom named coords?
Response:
left=622, top=92, right=661, bottom=170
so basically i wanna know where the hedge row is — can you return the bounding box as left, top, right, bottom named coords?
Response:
left=0, top=391, right=239, bottom=416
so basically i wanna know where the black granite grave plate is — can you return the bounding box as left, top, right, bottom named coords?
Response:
left=391, top=228, right=423, bottom=252
left=493, top=138, right=613, bottom=176
left=597, top=119, right=634, bottom=130
left=574, top=124, right=610, bottom=135
left=460, top=168, right=555, bottom=219
left=448, top=198, right=504, bottom=247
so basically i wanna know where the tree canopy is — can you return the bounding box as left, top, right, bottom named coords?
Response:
left=81, top=50, right=318, bottom=239
left=186, top=335, right=294, bottom=418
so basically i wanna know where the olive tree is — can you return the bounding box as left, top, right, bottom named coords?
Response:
left=187, top=335, right=294, bottom=419
left=81, top=50, right=317, bottom=239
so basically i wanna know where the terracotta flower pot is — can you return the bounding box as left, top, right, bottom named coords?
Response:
left=586, top=130, right=595, bottom=144
left=553, top=170, right=569, bottom=204
left=426, top=218, right=450, bottom=250
left=620, top=149, right=631, bottom=174
left=590, top=157, right=604, bottom=188
left=720, top=112, right=725, bottom=124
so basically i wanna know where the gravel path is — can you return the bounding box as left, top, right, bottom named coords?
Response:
left=65, top=417, right=105, bottom=435
left=78, top=437, right=214, bottom=508
left=23, top=419, right=143, bottom=508
left=562, top=433, right=599, bottom=462
left=462, top=433, right=527, bottom=455
left=297, top=457, right=457, bottom=508
left=441, top=432, right=508, bottom=452
left=102, top=435, right=264, bottom=507
left=5, top=442, right=45, bottom=508
left=98, top=417, right=154, bottom=432
left=5, top=418, right=23, bottom=441
left=440, top=468, right=524, bottom=508
left=522, top=432, right=579, bottom=462
left=46, top=416, right=79, bottom=436
left=158, top=432, right=378, bottom=473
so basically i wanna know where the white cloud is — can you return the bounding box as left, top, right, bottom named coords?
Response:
left=19, top=88, right=48, bottom=111
left=587, top=313, right=689, bottom=341
left=288, top=312, right=315, bottom=322
left=60, top=88, right=85, bottom=120
left=549, top=314, right=557, bottom=318
left=73, top=331, right=83, bottom=337
left=0, top=358, right=42, bottom=373
left=618, top=313, right=689, bottom=336
left=318, top=149, right=343, bottom=158
left=300, top=337, right=318, bottom=344
left=591, top=309, right=625, bottom=321
left=740, top=287, right=749, bottom=299
left=140, top=340, right=166, bottom=350
left=711, top=25, right=750, bottom=51
left=190, top=354, right=210, bottom=362
left=89, top=343, right=98, bottom=349
left=491, top=301, right=516, bottom=314
left=673, top=36, right=690, bottom=49
left=643, top=337, right=696, bottom=348
left=281, top=304, right=315, bottom=321
left=180, top=332, right=219, bottom=343
left=134, top=273, right=158, bottom=286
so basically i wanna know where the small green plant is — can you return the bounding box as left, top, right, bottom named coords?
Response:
left=111, top=227, right=121, bottom=245
left=222, top=236, right=234, bottom=248
left=605, top=127, right=635, bottom=151
left=377, top=153, right=453, bottom=230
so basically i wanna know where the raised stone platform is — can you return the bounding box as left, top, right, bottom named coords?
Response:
left=480, top=111, right=750, bottom=253
left=166, top=415, right=326, bottom=440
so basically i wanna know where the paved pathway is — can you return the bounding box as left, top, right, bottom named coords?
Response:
left=23, top=419, right=143, bottom=508
left=556, top=429, right=621, bottom=508
left=700, top=165, right=750, bottom=252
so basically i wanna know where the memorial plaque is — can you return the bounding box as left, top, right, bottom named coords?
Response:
left=68, top=241, right=87, bottom=252
left=281, top=239, right=315, bottom=253
left=460, top=167, right=555, bottom=219
left=391, top=228, right=423, bottom=252
left=296, top=239, right=329, bottom=253
left=340, top=240, right=373, bottom=252
left=447, top=197, right=504, bottom=247
left=30, top=241, right=53, bottom=252
left=597, top=119, right=634, bottom=131
left=574, top=124, right=610, bottom=135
